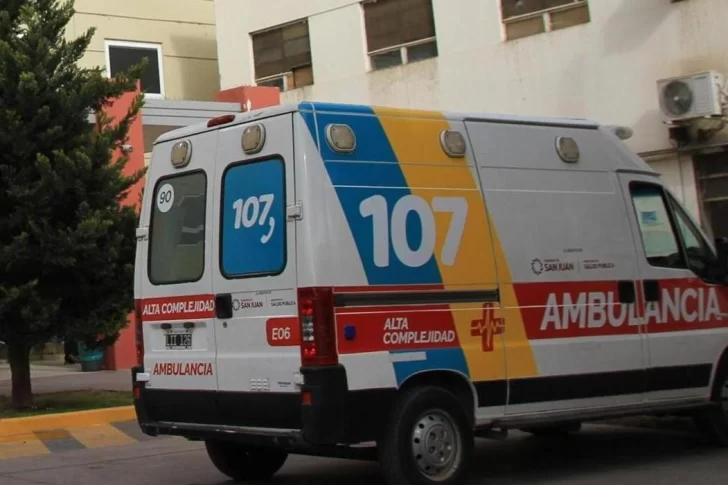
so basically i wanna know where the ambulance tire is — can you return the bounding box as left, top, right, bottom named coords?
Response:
left=204, top=440, right=288, bottom=481
left=694, top=361, right=728, bottom=447
left=378, top=386, right=473, bottom=485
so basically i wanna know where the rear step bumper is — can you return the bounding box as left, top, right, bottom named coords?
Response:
left=131, top=365, right=395, bottom=448
left=136, top=420, right=376, bottom=459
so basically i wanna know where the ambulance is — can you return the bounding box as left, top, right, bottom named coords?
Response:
left=131, top=101, right=728, bottom=485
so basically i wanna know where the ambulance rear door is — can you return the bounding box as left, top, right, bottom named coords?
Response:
left=211, top=113, right=301, bottom=428
left=138, top=129, right=219, bottom=420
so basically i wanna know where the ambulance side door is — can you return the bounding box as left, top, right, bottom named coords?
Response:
left=618, top=172, right=728, bottom=402
left=466, top=120, right=647, bottom=415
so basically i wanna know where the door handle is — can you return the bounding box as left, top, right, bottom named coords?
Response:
left=215, top=293, right=233, bottom=319
left=617, top=280, right=636, bottom=304
left=643, top=280, right=660, bottom=302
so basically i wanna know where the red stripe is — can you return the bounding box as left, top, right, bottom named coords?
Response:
left=336, top=307, right=459, bottom=354
left=514, top=278, right=728, bottom=340
left=140, top=294, right=215, bottom=322
left=336, top=304, right=450, bottom=315
left=334, top=284, right=445, bottom=293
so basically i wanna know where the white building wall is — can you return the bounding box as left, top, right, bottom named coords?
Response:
left=214, top=0, right=728, bottom=220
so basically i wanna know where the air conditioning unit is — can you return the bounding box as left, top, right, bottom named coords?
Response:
left=656, top=70, right=726, bottom=124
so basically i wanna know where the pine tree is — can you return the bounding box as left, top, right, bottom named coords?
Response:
left=0, top=0, right=146, bottom=409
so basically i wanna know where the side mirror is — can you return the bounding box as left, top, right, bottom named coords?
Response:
left=716, top=237, right=728, bottom=283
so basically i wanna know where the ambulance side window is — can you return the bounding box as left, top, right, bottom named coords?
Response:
left=666, top=192, right=718, bottom=280
left=630, top=183, right=687, bottom=270
left=148, top=171, right=207, bottom=285
left=220, top=158, right=286, bottom=278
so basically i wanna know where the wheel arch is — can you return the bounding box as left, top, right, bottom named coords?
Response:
left=398, top=369, right=477, bottom=427
left=709, top=345, right=728, bottom=398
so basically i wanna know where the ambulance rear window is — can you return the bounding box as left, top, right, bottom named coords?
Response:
left=220, top=158, right=286, bottom=278
left=148, top=171, right=207, bottom=285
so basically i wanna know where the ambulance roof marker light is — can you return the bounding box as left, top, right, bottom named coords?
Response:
left=440, top=130, right=467, bottom=158
left=242, top=124, right=266, bottom=154
left=170, top=139, right=192, bottom=168
left=556, top=136, right=580, bottom=164
left=606, top=125, right=634, bottom=141
left=207, top=114, right=236, bottom=128
left=325, top=124, right=356, bottom=153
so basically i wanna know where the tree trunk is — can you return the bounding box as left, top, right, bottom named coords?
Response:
left=8, top=342, right=33, bottom=409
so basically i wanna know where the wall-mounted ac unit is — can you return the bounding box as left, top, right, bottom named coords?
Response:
left=656, top=70, right=725, bottom=124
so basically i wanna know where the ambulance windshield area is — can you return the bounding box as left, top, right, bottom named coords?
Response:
left=631, top=183, right=718, bottom=281
left=148, top=171, right=207, bottom=285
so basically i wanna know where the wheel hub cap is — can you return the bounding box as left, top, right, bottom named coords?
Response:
left=411, top=411, right=460, bottom=480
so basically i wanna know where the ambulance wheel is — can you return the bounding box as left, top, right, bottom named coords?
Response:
left=378, top=386, right=473, bottom=485
left=204, top=440, right=288, bottom=481
left=694, top=362, right=728, bottom=447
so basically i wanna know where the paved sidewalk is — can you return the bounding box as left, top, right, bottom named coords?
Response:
left=0, top=407, right=154, bottom=460
left=0, top=362, right=142, bottom=460
left=0, top=363, right=130, bottom=397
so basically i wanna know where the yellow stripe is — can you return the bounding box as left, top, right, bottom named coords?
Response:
left=0, top=433, right=50, bottom=459
left=373, top=107, right=537, bottom=381
left=67, top=423, right=136, bottom=449
left=0, top=406, right=136, bottom=438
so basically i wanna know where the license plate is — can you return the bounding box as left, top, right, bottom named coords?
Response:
left=165, top=332, right=192, bottom=350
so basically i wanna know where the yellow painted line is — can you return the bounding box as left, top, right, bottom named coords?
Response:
left=0, top=406, right=136, bottom=439
left=0, top=433, right=50, bottom=459
left=67, top=423, right=136, bottom=449
left=34, top=428, right=72, bottom=441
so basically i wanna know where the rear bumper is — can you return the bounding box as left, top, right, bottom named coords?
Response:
left=131, top=365, right=394, bottom=448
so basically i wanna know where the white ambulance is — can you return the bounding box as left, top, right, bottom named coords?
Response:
left=132, top=101, right=728, bottom=485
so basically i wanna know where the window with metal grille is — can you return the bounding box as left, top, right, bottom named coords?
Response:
left=694, top=151, right=728, bottom=240
left=362, top=0, right=438, bottom=71
left=501, top=0, right=590, bottom=41
left=252, top=19, right=314, bottom=91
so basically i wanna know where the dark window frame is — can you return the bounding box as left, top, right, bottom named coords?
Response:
left=105, top=40, right=164, bottom=98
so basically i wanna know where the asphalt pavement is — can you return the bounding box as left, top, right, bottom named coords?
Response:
left=0, top=423, right=727, bottom=485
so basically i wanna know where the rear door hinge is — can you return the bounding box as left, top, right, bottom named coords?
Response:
left=135, top=226, right=149, bottom=242
left=287, top=202, right=303, bottom=221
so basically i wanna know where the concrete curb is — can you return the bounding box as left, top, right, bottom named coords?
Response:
left=0, top=406, right=148, bottom=460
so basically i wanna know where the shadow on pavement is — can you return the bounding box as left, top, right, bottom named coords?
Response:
left=224, top=425, right=726, bottom=485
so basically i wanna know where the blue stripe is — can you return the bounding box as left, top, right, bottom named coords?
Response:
left=326, top=161, right=405, bottom=188
left=392, top=349, right=470, bottom=387
left=298, top=103, right=443, bottom=286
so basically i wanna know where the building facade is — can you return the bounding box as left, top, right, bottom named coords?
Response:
left=65, top=0, right=243, bottom=370
left=214, top=0, right=728, bottom=241
left=70, top=0, right=242, bottom=159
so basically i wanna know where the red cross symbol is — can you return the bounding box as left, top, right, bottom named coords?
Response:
left=470, top=303, right=505, bottom=352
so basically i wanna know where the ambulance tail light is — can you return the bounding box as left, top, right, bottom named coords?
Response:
left=134, top=299, right=145, bottom=367
left=298, top=287, right=338, bottom=367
